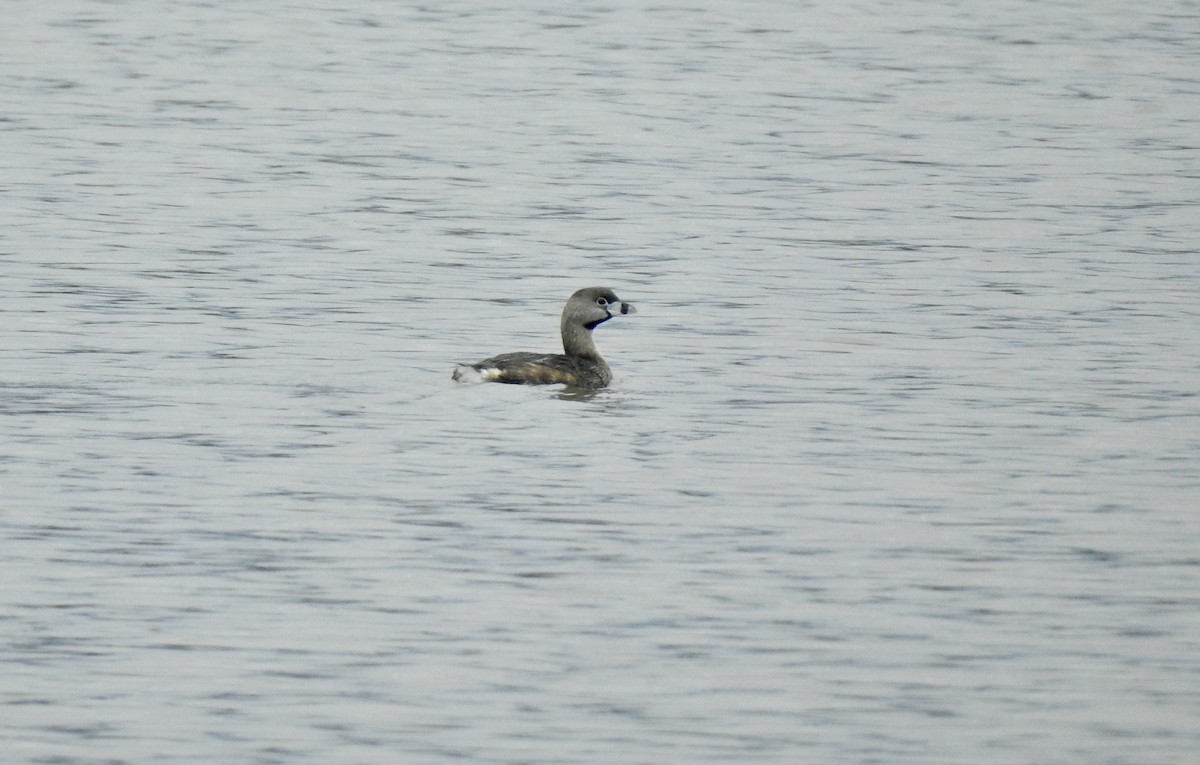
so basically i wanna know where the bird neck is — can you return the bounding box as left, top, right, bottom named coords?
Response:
left=561, top=317, right=602, bottom=360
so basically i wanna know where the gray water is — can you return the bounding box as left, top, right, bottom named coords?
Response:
left=3, top=1, right=1199, bottom=763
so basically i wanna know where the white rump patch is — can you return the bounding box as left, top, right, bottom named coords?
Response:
left=451, top=365, right=482, bottom=384
left=452, top=365, right=503, bottom=384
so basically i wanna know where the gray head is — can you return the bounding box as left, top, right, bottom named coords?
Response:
left=564, top=287, right=637, bottom=331
left=559, top=287, right=636, bottom=359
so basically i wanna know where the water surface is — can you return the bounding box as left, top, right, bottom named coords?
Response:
left=3, top=1, right=1199, bottom=763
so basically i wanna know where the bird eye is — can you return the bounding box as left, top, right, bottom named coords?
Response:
left=596, top=297, right=609, bottom=307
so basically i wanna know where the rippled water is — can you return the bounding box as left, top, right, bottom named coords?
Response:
left=4, top=1, right=1199, bottom=763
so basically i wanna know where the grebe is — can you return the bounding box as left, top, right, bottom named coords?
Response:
left=452, top=287, right=636, bottom=388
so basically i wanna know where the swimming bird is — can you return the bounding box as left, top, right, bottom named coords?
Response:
left=452, top=287, right=636, bottom=388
